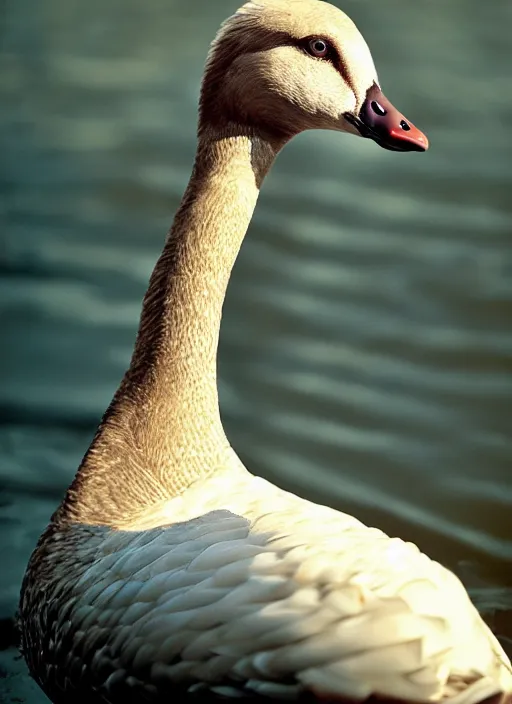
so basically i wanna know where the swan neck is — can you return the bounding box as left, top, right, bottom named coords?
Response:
left=131, top=128, right=278, bottom=394
left=61, top=128, right=279, bottom=525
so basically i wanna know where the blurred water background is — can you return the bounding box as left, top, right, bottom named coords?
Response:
left=1, top=0, right=511, bottom=700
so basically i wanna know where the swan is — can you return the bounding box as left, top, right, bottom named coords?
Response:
left=19, top=0, right=511, bottom=702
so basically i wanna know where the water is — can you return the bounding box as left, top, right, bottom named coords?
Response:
left=1, top=0, right=511, bottom=699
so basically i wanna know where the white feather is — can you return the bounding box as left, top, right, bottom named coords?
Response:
left=42, top=467, right=511, bottom=702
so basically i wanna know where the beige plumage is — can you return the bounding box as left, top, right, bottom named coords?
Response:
left=19, top=1, right=511, bottom=702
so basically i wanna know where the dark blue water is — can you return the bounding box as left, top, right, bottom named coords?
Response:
left=1, top=0, right=511, bottom=700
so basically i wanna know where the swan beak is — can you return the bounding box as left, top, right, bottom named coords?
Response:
left=345, top=83, right=429, bottom=152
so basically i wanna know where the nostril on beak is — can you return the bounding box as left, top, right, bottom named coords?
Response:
left=371, top=100, right=386, bottom=117
left=400, top=120, right=411, bottom=131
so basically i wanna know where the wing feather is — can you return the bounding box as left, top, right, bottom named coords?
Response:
left=34, top=474, right=511, bottom=702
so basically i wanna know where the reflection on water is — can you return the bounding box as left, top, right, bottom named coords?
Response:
left=1, top=0, right=511, bottom=699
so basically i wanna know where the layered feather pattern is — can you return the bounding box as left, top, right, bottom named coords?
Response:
left=21, top=469, right=511, bottom=702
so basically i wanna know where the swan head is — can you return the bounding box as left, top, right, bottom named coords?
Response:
left=200, top=0, right=428, bottom=152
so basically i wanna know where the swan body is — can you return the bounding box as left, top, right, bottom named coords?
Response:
left=19, top=0, right=511, bottom=702
left=21, top=465, right=512, bottom=702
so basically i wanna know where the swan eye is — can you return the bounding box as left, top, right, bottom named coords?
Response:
left=306, top=38, right=331, bottom=59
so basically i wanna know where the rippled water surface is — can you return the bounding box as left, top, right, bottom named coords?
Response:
left=1, top=0, right=511, bottom=699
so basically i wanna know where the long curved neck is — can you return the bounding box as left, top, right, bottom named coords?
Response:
left=61, top=128, right=280, bottom=525
left=132, top=129, right=277, bottom=396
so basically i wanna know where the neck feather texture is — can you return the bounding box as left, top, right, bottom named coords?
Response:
left=60, top=127, right=280, bottom=526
